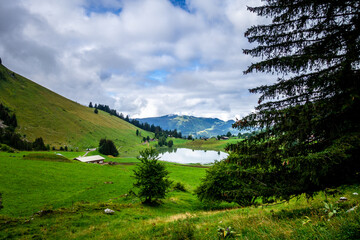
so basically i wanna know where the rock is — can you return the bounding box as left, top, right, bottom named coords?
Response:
left=353, top=192, right=358, bottom=195
left=346, top=205, right=358, bottom=213
left=104, top=208, right=115, bottom=214
left=339, top=197, right=348, bottom=201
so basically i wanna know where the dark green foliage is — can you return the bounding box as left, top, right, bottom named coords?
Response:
left=88, top=102, right=93, bottom=108
left=158, top=136, right=167, bottom=147
left=195, top=158, right=257, bottom=206
left=98, top=138, right=119, bottom=156
left=0, top=104, right=34, bottom=150
left=0, top=143, right=14, bottom=153
left=337, top=216, right=360, bottom=239
left=132, top=148, right=172, bottom=204
left=0, top=103, right=17, bottom=130
left=168, top=140, right=173, bottom=148
left=33, top=137, right=47, bottom=151
left=197, top=0, right=360, bottom=205
left=173, top=182, right=186, bottom=192
left=94, top=108, right=98, bottom=114
left=136, top=129, right=139, bottom=136
left=0, top=192, right=2, bottom=210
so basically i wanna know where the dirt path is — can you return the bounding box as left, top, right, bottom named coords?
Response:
left=82, top=148, right=96, bottom=157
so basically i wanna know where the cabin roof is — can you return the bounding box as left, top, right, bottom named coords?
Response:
left=75, top=155, right=105, bottom=163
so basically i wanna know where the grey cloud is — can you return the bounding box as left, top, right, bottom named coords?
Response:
left=0, top=0, right=276, bottom=121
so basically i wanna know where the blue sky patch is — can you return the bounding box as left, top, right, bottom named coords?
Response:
left=84, top=6, right=122, bottom=16
left=169, top=0, right=190, bottom=12
left=147, top=70, right=169, bottom=83
left=84, top=0, right=122, bottom=16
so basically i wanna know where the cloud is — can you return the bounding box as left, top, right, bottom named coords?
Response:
left=0, top=0, right=274, bottom=121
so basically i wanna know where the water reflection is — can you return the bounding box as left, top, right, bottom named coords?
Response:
left=158, top=148, right=228, bottom=164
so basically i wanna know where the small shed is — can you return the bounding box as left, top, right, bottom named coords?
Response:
left=74, top=155, right=105, bottom=164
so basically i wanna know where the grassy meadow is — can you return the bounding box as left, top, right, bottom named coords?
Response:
left=1, top=151, right=359, bottom=239
left=0, top=64, right=154, bottom=154
left=173, top=137, right=242, bottom=151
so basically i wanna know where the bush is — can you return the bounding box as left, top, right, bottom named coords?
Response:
left=33, top=137, right=47, bottom=151
left=173, top=182, right=186, bottom=192
left=0, top=143, right=14, bottom=153
left=98, top=138, right=119, bottom=157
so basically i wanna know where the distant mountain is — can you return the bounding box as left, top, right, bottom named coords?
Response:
left=137, top=115, right=239, bottom=138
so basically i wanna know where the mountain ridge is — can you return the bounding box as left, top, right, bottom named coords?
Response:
left=137, top=114, right=239, bottom=138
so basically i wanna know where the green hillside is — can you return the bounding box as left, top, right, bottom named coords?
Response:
left=0, top=64, right=153, bottom=155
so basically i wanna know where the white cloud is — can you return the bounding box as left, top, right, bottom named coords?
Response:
left=0, top=0, right=276, bottom=121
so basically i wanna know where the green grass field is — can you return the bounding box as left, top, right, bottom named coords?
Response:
left=0, top=151, right=359, bottom=239
left=173, top=137, right=242, bottom=151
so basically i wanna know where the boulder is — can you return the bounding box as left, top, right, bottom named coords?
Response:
left=104, top=208, right=115, bottom=214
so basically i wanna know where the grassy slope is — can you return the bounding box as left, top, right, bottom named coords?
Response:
left=0, top=152, right=359, bottom=239
left=0, top=64, right=153, bottom=155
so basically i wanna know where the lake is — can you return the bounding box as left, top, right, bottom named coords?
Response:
left=158, top=148, right=228, bottom=164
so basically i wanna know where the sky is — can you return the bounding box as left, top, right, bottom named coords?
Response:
left=0, top=0, right=275, bottom=121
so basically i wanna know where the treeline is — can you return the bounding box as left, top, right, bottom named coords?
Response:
left=89, top=102, right=182, bottom=138
left=0, top=103, right=48, bottom=151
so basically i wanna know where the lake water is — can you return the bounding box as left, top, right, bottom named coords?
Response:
left=158, top=148, right=228, bottom=164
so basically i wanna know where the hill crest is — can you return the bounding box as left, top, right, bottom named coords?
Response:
left=137, top=114, right=238, bottom=138
left=0, top=64, right=152, bottom=154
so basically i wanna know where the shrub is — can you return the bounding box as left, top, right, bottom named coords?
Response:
left=173, top=182, right=186, bottom=192
left=98, top=138, right=119, bottom=157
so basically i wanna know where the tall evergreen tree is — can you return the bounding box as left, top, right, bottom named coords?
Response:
left=196, top=0, right=360, bottom=206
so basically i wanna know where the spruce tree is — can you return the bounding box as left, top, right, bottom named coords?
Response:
left=132, top=148, right=172, bottom=204
left=196, top=0, right=360, bottom=205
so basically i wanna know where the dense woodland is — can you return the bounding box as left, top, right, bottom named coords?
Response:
left=196, top=0, right=360, bottom=205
